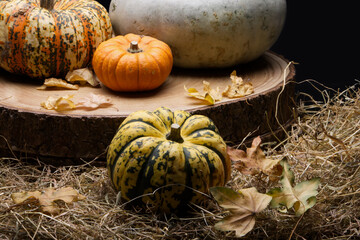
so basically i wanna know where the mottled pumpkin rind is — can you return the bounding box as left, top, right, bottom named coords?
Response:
left=107, top=107, right=231, bottom=213
left=0, top=0, right=113, bottom=78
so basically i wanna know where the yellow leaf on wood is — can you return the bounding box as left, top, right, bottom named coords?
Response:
left=65, top=68, right=100, bottom=87
left=222, top=70, right=254, bottom=98
left=37, top=78, right=79, bottom=90
left=184, top=81, right=222, bottom=105
left=184, top=71, right=254, bottom=105
left=40, top=95, right=76, bottom=111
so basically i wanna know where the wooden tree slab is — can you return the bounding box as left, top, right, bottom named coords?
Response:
left=0, top=51, right=295, bottom=162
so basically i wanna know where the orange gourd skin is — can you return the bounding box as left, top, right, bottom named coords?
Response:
left=0, top=0, right=113, bottom=79
left=92, top=33, right=173, bottom=92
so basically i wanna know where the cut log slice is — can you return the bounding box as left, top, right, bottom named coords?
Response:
left=0, top=51, right=295, bottom=161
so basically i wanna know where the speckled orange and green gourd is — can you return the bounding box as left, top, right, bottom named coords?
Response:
left=0, top=0, right=113, bottom=78
left=107, top=107, right=231, bottom=213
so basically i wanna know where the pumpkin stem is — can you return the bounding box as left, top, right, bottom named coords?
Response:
left=166, top=123, right=184, bottom=143
left=40, top=0, right=55, bottom=10
left=128, top=41, right=143, bottom=53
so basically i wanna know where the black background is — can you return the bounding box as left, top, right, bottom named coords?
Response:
left=98, top=0, right=360, bottom=99
left=271, top=1, right=359, bottom=99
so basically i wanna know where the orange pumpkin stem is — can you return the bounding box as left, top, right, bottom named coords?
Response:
left=128, top=41, right=143, bottom=53
left=166, top=123, right=184, bottom=143
left=40, top=0, right=55, bottom=10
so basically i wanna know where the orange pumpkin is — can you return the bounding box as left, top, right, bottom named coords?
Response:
left=92, top=33, right=173, bottom=92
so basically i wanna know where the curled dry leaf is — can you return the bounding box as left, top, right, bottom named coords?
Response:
left=77, top=93, right=112, bottom=109
left=210, top=187, right=272, bottom=237
left=65, top=68, right=100, bottom=87
left=267, top=160, right=321, bottom=216
left=37, top=78, right=79, bottom=90
left=228, top=136, right=282, bottom=178
left=40, top=95, right=76, bottom=111
left=40, top=94, right=112, bottom=111
left=222, top=70, right=254, bottom=98
left=184, top=71, right=254, bottom=105
left=184, top=81, right=222, bottom=105
left=11, top=187, right=86, bottom=215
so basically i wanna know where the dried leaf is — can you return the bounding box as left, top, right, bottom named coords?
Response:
left=65, top=68, right=99, bottom=87
left=267, top=160, right=321, bottom=216
left=228, top=136, right=282, bottom=178
left=37, top=78, right=79, bottom=90
left=11, top=187, right=85, bottom=215
left=40, top=94, right=112, bottom=111
left=184, top=71, right=254, bottom=105
left=184, top=81, right=222, bottom=105
left=210, top=187, right=272, bottom=237
left=77, top=93, right=112, bottom=109
left=222, top=70, right=254, bottom=98
left=40, top=95, right=76, bottom=111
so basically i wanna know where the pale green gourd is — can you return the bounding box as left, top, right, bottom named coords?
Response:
left=109, top=0, right=286, bottom=68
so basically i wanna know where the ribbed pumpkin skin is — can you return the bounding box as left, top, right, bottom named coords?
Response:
left=92, top=33, right=173, bottom=92
left=107, top=107, right=231, bottom=213
left=0, top=0, right=113, bottom=78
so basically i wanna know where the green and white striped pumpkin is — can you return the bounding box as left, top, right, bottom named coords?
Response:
left=107, top=107, right=231, bottom=213
left=0, top=0, right=113, bottom=78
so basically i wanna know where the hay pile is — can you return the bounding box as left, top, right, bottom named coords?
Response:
left=1, top=84, right=359, bottom=239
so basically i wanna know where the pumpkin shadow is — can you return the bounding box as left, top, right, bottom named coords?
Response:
left=119, top=194, right=214, bottom=218
left=100, top=83, right=167, bottom=99
left=170, top=53, right=271, bottom=81
left=0, top=68, right=43, bottom=86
